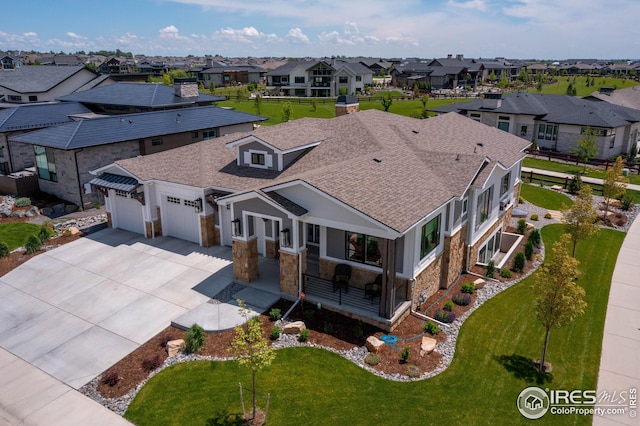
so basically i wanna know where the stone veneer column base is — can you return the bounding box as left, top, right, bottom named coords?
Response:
left=279, top=250, right=304, bottom=298
left=106, top=211, right=113, bottom=228
left=232, top=238, right=259, bottom=282
left=200, top=214, right=218, bottom=247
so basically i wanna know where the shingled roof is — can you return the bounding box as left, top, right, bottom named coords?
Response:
left=116, top=110, right=528, bottom=233
left=0, top=65, right=96, bottom=93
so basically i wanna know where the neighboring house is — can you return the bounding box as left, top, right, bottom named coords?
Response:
left=0, top=102, right=92, bottom=175
left=392, top=60, right=471, bottom=90
left=585, top=86, right=640, bottom=110
left=197, top=63, right=265, bottom=88
left=90, top=107, right=528, bottom=330
left=0, top=65, right=106, bottom=104
left=431, top=92, right=640, bottom=159
left=354, top=59, right=393, bottom=76
left=1, top=55, right=23, bottom=70
left=57, top=78, right=224, bottom=114
left=9, top=106, right=266, bottom=208
left=267, top=60, right=350, bottom=97
left=98, top=57, right=136, bottom=74
left=333, top=61, right=373, bottom=95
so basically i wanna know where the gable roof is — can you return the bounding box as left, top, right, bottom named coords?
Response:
left=56, top=82, right=224, bottom=108
left=0, top=102, right=91, bottom=132
left=586, top=86, right=640, bottom=110
left=9, top=106, right=266, bottom=150
left=0, top=65, right=95, bottom=93
left=431, top=92, right=640, bottom=128
left=114, top=110, right=528, bottom=233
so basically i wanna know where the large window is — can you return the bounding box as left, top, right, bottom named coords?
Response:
left=497, top=116, right=510, bottom=132
left=203, top=129, right=217, bottom=140
left=469, top=113, right=481, bottom=122
left=346, top=232, right=381, bottom=266
left=537, top=123, right=558, bottom=141
left=339, top=76, right=348, bottom=84
left=478, top=230, right=502, bottom=264
left=420, top=214, right=441, bottom=258
left=476, top=186, right=493, bottom=228
left=294, top=76, right=305, bottom=84
left=501, top=172, right=511, bottom=196
left=34, top=146, right=57, bottom=182
left=307, top=224, right=320, bottom=244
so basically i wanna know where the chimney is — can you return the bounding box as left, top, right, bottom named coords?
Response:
left=174, top=77, right=199, bottom=98
left=447, top=54, right=453, bottom=59
left=482, top=92, right=502, bottom=109
left=335, top=95, right=359, bottom=117
left=205, top=57, right=214, bottom=67
left=456, top=54, right=464, bottom=60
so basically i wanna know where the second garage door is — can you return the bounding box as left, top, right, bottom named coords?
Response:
left=113, top=190, right=144, bottom=234
left=162, top=195, right=200, bottom=243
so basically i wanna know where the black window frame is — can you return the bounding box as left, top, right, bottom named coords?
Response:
left=420, top=214, right=441, bottom=259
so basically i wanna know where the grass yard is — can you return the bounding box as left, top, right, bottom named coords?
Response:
left=125, top=225, right=621, bottom=426
left=0, top=223, right=43, bottom=250
left=523, top=157, right=640, bottom=185
left=526, top=76, right=639, bottom=97
left=520, top=184, right=573, bottom=211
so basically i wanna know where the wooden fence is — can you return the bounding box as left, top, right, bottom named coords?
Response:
left=520, top=170, right=604, bottom=196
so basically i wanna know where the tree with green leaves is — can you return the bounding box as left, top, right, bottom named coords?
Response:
left=161, top=73, right=172, bottom=86
left=380, top=93, right=393, bottom=112
left=602, top=156, right=628, bottom=221
left=562, top=185, right=599, bottom=256
left=533, top=233, right=586, bottom=372
left=281, top=101, right=292, bottom=122
left=228, top=300, right=276, bottom=421
left=420, top=95, right=429, bottom=108
left=572, top=127, right=599, bottom=173
left=254, top=93, right=262, bottom=115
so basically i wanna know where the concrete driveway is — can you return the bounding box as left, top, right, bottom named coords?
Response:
left=0, top=228, right=235, bottom=390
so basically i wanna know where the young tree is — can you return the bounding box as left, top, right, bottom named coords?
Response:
left=533, top=234, right=586, bottom=372
left=254, top=93, right=262, bottom=115
left=380, top=93, right=393, bottom=112
left=602, top=156, right=629, bottom=220
left=562, top=185, right=599, bottom=256
left=281, top=101, right=293, bottom=122
left=228, top=300, right=276, bottom=421
left=572, top=127, right=599, bottom=173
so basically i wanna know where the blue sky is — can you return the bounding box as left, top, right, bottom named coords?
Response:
left=2, top=0, right=639, bottom=59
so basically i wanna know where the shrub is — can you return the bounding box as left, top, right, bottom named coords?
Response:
left=485, top=260, right=496, bottom=278
left=38, top=226, right=52, bottom=244
left=621, top=193, right=634, bottom=211
left=568, top=174, right=583, bottom=195
left=0, top=242, right=8, bottom=258
left=525, top=240, right=534, bottom=261
left=434, top=310, right=456, bottom=324
left=42, top=220, right=55, bottom=231
left=142, top=355, right=162, bottom=372
left=303, top=309, right=315, bottom=321
left=424, top=320, right=440, bottom=335
left=299, top=328, right=309, bottom=342
left=407, top=365, right=421, bottom=378
left=461, top=282, right=475, bottom=294
left=364, top=352, right=380, bottom=366
left=519, top=196, right=525, bottom=204
left=159, top=335, right=173, bottom=348
left=352, top=322, right=364, bottom=339
left=24, top=235, right=41, bottom=254
left=269, top=308, right=282, bottom=321
left=500, top=268, right=512, bottom=278
left=400, top=346, right=410, bottom=363
left=452, top=292, right=471, bottom=306
left=528, top=228, right=541, bottom=247
left=102, top=370, right=119, bottom=387
left=517, top=218, right=527, bottom=234
left=15, top=197, right=31, bottom=208
left=323, top=321, right=334, bottom=334
left=513, top=252, right=526, bottom=273
left=530, top=213, right=539, bottom=221
left=544, top=212, right=552, bottom=219
left=185, top=323, right=206, bottom=353
left=270, top=326, right=281, bottom=340
left=443, top=301, right=454, bottom=311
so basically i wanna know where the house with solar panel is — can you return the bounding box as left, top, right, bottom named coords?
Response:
left=89, top=103, right=529, bottom=330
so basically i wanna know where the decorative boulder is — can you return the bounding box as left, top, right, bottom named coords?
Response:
left=40, top=207, right=53, bottom=217
left=64, top=226, right=81, bottom=236
left=283, top=321, right=306, bottom=334
left=419, top=336, right=437, bottom=356
left=65, top=204, right=79, bottom=214
left=166, top=339, right=185, bottom=357
left=365, top=336, right=384, bottom=354
left=25, top=206, right=40, bottom=217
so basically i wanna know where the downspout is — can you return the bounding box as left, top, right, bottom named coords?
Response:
left=74, top=149, right=85, bottom=211
left=408, top=278, right=450, bottom=328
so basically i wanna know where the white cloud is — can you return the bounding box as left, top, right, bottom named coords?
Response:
left=286, top=28, right=309, bottom=44
left=66, top=32, right=86, bottom=40
left=447, top=0, right=487, bottom=11
left=212, top=26, right=266, bottom=43
left=159, top=25, right=189, bottom=40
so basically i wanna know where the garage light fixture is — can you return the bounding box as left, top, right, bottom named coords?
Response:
left=232, top=219, right=242, bottom=237
left=194, top=198, right=203, bottom=213
left=280, top=228, right=291, bottom=247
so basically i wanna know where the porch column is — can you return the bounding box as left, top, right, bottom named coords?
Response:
left=232, top=238, right=259, bottom=282
left=279, top=248, right=306, bottom=298
left=379, top=238, right=396, bottom=318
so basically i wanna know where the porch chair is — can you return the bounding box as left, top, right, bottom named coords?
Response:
left=364, top=274, right=383, bottom=303
left=332, top=263, right=351, bottom=293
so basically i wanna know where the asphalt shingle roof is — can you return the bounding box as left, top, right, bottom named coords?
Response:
left=9, top=106, right=266, bottom=149
left=0, top=102, right=91, bottom=132
left=115, top=110, right=528, bottom=233
left=56, top=82, right=224, bottom=108
left=0, top=65, right=93, bottom=93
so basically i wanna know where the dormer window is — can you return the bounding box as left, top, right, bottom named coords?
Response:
left=251, top=152, right=265, bottom=166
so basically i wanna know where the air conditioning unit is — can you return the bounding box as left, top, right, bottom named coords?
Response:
left=500, top=198, right=511, bottom=211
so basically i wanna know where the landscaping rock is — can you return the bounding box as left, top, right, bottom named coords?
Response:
left=52, top=203, right=65, bottom=215
left=166, top=339, right=185, bottom=357
left=473, top=278, right=486, bottom=289
left=25, top=206, right=40, bottom=217
left=419, top=336, right=437, bottom=356
left=365, top=336, right=384, bottom=353
left=64, top=226, right=81, bottom=235
left=0, top=208, right=11, bottom=217
left=40, top=207, right=53, bottom=216
left=10, top=210, right=25, bottom=218
left=282, top=321, right=306, bottom=334
left=65, top=204, right=79, bottom=214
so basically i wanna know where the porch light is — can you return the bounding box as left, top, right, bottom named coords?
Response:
left=232, top=219, right=241, bottom=237
left=280, top=228, right=291, bottom=247
left=194, top=198, right=203, bottom=213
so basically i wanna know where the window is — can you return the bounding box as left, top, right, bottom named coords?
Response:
left=28, top=95, right=38, bottom=102
left=307, top=224, right=320, bottom=244
left=184, top=199, right=199, bottom=208
left=478, top=230, right=502, bottom=264
left=537, top=123, right=558, bottom=141
left=609, top=129, right=616, bottom=149
left=581, top=127, right=606, bottom=136
left=339, top=76, right=348, bottom=84
left=191, top=131, right=199, bottom=139
left=462, top=198, right=468, bottom=215
left=501, top=172, right=511, bottom=195
left=251, top=152, right=265, bottom=166
left=294, top=76, right=305, bottom=84
left=520, top=125, right=527, bottom=136
left=497, top=116, right=510, bottom=132
left=203, top=129, right=217, bottom=140
left=470, top=113, right=481, bottom=122
left=356, top=76, right=362, bottom=82
left=167, top=196, right=181, bottom=204
left=34, top=146, right=57, bottom=182
left=420, top=215, right=441, bottom=258
left=151, top=138, right=163, bottom=146
left=346, top=232, right=381, bottom=266
left=8, top=95, right=21, bottom=102
left=476, top=186, right=493, bottom=228
left=115, top=190, right=130, bottom=198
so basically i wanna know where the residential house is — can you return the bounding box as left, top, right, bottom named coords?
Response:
left=586, top=86, right=640, bottom=110
left=431, top=92, right=640, bottom=159
left=197, top=61, right=265, bottom=88
left=89, top=107, right=528, bottom=330
left=0, top=55, right=22, bottom=70
left=392, top=58, right=471, bottom=90
left=98, top=57, right=137, bottom=74
left=266, top=60, right=342, bottom=97
left=9, top=106, right=266, bottom=208
left=0, top=65, right=109, bottom=104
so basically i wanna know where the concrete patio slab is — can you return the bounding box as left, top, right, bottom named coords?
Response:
left=192, top=272, right=235, bottom=298
left=232, top=286, right=281, bottom=311
left=172, top=301, right=259, bottom=332
left=18, top=266, right=105, bottom=306
left=0, top=289, right=51, bottom=334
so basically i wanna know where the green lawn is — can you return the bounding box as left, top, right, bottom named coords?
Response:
left=524, top=157, right=640, bottom=185
left=125, top=225, right=622, bottom=426
left=520, top=184, right=573, bottom=210
left=0, top=223, right=43, bottom=250
left=525, top=76, right=639, bottom=97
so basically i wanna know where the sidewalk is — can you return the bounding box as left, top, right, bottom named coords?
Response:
left=521, top=167, right=640, bottom=191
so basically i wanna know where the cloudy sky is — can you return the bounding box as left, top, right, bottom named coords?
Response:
left=2, top=0, right=639, bottom=59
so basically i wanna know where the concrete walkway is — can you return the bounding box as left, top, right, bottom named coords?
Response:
left=522, top=166, right=640, bottom=191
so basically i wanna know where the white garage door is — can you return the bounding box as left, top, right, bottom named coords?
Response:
left=162, top=196, right=200, bottom=243
left=113, top=190, right=144, bottom=234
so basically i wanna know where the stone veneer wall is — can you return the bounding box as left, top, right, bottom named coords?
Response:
left=200, top=214, right=218, bottom=247
left=265, top=239, right=279, bottom=259
left=335, top=103, right=359, bottom=117
left=106, top=211, right=112, bottom=228
left=440, top=225, right=467, bottom=289
left=279, top=249, right=306, bottom=298
left=232, top=238, right=259, bottom=282
left=469, top=207, right=513, bottom=267
left=318, top=258, right=380, bottom=289
left=413, top=256, right=443, bottom=306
